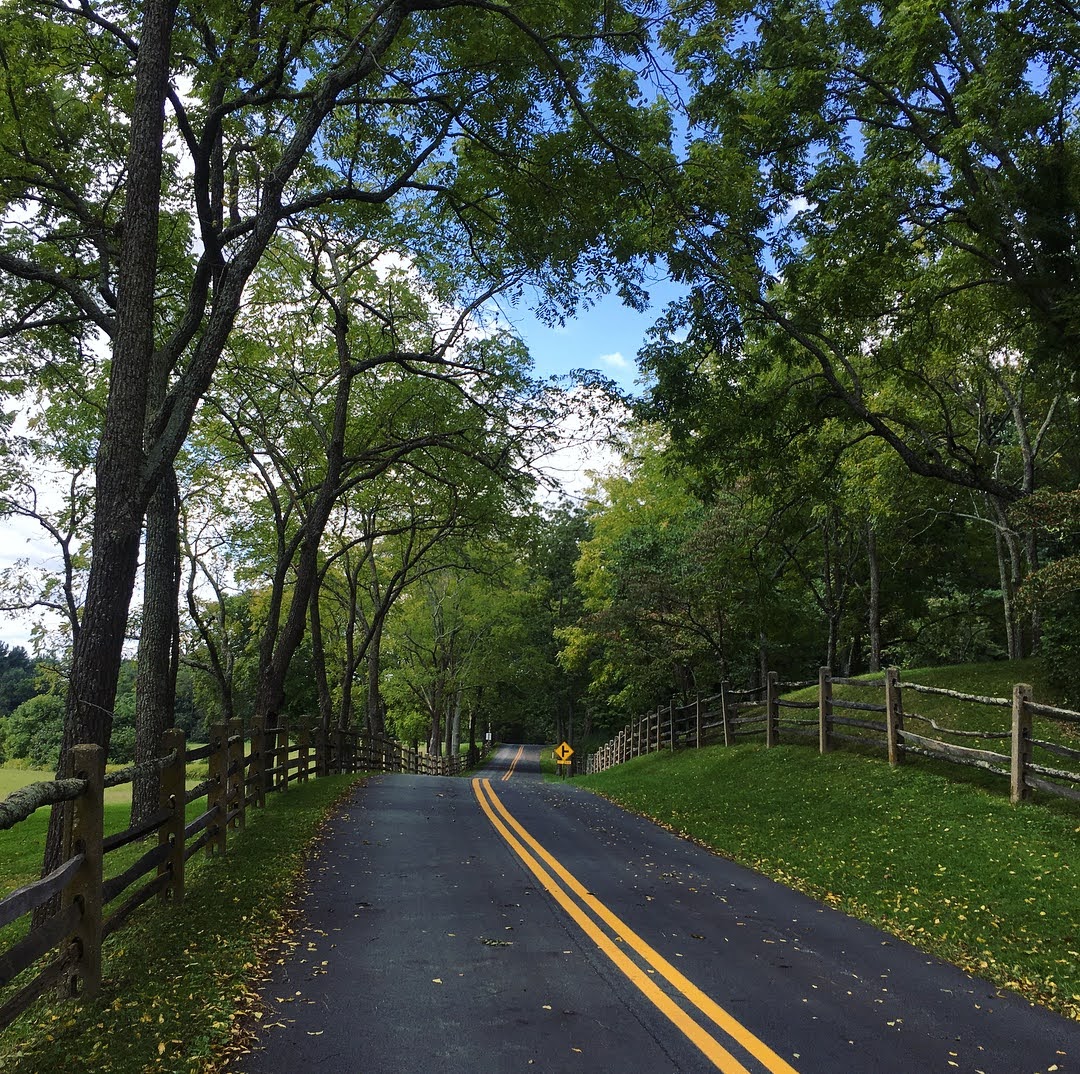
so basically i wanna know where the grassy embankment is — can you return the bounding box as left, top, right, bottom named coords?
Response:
left=0, top=766, right=361, bottom=1074
left=577, top=659, right=1080, bottom=1020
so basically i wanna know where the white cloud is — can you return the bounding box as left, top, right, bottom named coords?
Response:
left=599, top=351, right=630, bottom=370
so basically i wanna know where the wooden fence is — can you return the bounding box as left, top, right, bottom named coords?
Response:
left=0, top=721, right=464, bottom=1031
left=584, top=667, right=1080, bottom=808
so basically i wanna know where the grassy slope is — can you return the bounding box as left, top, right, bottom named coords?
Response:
left=0, top=774, right=360, bottom=1074
left=578, top=660, right=1080, bottom=1021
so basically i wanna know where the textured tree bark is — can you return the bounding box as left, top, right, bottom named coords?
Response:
left=366, top=624, right=385, bottom=736
left=40, top=0, right=177, bottom=919
left=132, top=466, right=181, bottom=825
left=310, top=584, right=334, bottom=740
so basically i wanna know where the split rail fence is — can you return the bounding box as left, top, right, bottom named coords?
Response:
left=0, top=721, right=464, bottom=1031
left=585, top=667, right=1080, bottom=808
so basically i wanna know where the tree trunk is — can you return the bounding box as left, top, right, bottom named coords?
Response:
left=41, top=0, right=177, bottom=914
left=132, top=466, right=181, bottom=825
left=310, top=582, right=333, bottom=738
left=867, top=523, right=882, bottom=672
left=995, top=526, right=1019, bottom=660
left=467, top=696, right=478, bottom=767
left=366, top=623, right=385, bottom=735
left=451, top=688, right=462, bottom=758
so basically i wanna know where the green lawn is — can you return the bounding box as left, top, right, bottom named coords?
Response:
left=0, top=774, right=361, bottom=1073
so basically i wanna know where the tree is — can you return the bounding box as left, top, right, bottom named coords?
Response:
left=1, top=0, right=671, bottom=883
left=646, top=0, right=1079, bottom=515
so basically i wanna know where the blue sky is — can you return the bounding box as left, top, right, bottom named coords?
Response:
left=495, top=278, right=685, bottom=394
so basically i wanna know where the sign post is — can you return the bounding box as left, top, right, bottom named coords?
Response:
left=554, top=741, right=574, bottom=778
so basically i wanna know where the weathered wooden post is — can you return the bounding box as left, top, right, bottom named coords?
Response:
left=885, top=667, right=904, bottom=766
left=249, top=716, right=267, bottom=809
left=668, top=700, right=675, bottom=751
left=765, top=672, right=779, bottom=748
left=818, top=667, right=833, bottom=754
left=228, top=718, right=245, bottom=831
left=61, top=743, right=104, bottom=999
left=159, top=728, right=186, bottom=904
left=1011, top=683, right=1033, bottom=804
left=334, top=726, right=345, bottom=775
left=720, top=681, right=734, bottom=747
left=207, top=722, right=228, bottom=856
left=695, top=694, right=702, bottom=750
left=299, top=726, right=311, bottom=783
left=277, top=720, right=290, bottom=792
left=315, top=725, right=328, bottom=777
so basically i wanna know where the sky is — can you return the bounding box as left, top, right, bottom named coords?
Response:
left=495, top=281, right=680, bottom=395
left=0, top=280, right=684, bottom=652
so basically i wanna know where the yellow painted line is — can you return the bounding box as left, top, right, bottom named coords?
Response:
left=501, top=744, right=525, bottom=782
left=471, top=779, right=753, bottom=1073
left=478, top=779, right=801, bottom=1074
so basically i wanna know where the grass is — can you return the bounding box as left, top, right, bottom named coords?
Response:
left=577, top=736, right=1080, bottom=1021
left=0, top=773, right=361, bottom=1073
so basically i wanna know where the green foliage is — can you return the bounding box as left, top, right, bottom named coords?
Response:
left=0, top=643, right=35, bottom=717
left=1040, top=596, right=1080, bottom=706
left=0, top=693, right=64, bottom=769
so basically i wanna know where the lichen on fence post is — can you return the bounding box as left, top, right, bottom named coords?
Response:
left=207, top=722, right=228, bottom=856
left=299, top=726, right=311, bottom=783
left=61, top=743, right=105, bottom=999
left=885, top=667, right=904, bottom=766
left=720, top=682, right=734, bottom=747
left=766, top=672, right=779, bottom=748
left=277, top=721, right=290, bottom=793
left=159, top=728, right=186, bottom=904
left=250, top=716, right=267, bottom=809
left=228, top=718, right=245, bottom=831
left=818, top=667, right=833, bottom=754
left=1011, top=683, right=1033, bottom=804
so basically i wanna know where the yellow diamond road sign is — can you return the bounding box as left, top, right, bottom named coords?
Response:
left=555, top=742, right=574, bottom=764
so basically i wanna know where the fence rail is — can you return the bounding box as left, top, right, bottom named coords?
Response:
left=585, top=667, right=1080, bottom=810
left=0, top=721, right=465, bottom=1031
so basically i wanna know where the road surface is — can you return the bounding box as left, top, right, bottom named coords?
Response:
left=237, top=744, right=1078, bottom=1073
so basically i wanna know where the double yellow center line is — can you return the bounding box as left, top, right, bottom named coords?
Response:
left=501, top=744, right=525, bottom=781
left=472, top=778, right=800, bottom=1074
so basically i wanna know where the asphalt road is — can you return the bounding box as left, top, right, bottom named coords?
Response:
left=237, top=744, right=1079, bottom=1073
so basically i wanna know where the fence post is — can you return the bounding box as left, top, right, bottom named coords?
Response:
left=885, top=667, right=904, bottom=766
left=720, top=682, right=733, bottom=747
left=299, top=726, right=311, bottom=783
left=60, top=743, right=105, bottom=999
left=249, top=716, right=267, bottom=809
left=766, top=672, right=779, bottom=748
left=228, top=718, right=245, bottom=831
left=1011, top=683, right=1033, bottom=804
left=158, top=728, right=186, bottom=905
left=668, top=700, right=675, bottom=751
left=818, top=667, right=833, bottom=754
left=277, top=720, right=289, bottom=792
left=207, top=721, right=228, bottom=856
left=695, top=694, right=702, bottom=750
